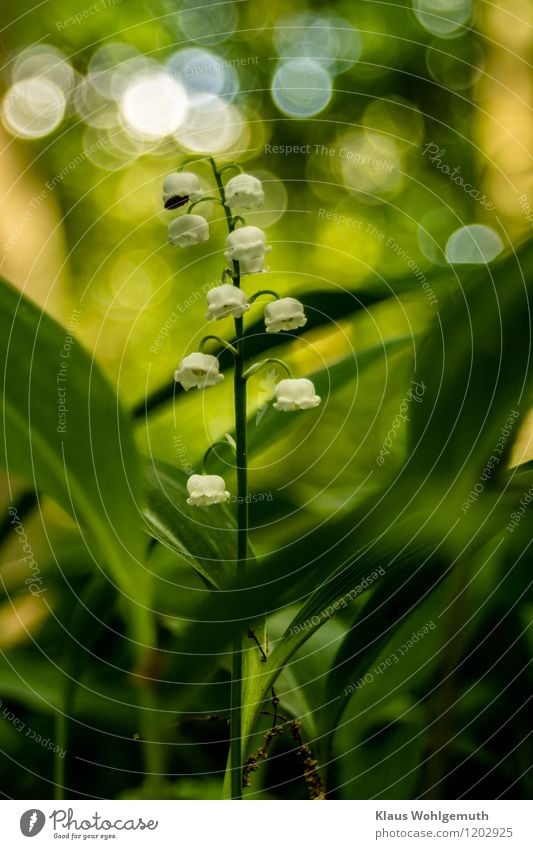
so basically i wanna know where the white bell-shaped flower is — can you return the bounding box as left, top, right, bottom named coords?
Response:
left=225, top=174, right=264, bottom=209
left=186, top=474, right=230, bottom=506
left=264, top=297, right=307, bottom=333
left=163, top=172, right=202, bottom=209
left=239, top=254, right=268, bottom=275
left=225, top=226, right=271, bottom=275
left=168, top=214, right=209, bottom=247
left=174, top=353, right=224, bottom=391
left=206, top=284, right=250, bottom=320
left=273, top=378, right=321, bottom=412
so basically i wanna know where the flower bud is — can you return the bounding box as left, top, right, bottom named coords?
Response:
left=186, top=474, right=230, bottom=506
left=225, top=174, right=264, bottom=209
left=225, top=226, right=271, bottom=275
left=163, top=172, right=202, bottom=209
left=174, top=352, right=224, bottom=391
left=168, top=214, right=209, bottom=247
left=264, top=297, right=307, bottom=333
left=206, top=284, right=250, bottom=320
left=273, top=378, right=321, bottom=412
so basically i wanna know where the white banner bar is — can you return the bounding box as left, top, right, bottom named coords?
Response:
left=0, top=800, right=531, bottom=848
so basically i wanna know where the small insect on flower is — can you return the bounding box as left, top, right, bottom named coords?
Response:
left=168, top=214, right=209, bottom=247
left=206, top=284, right=250, bottom=320
left=163, top=172, right=202, bottom=209
left=264, top=297, right=307, bottom=333
left=273, top=378, right=321, bottom=412
left=174, top=352, right=224, bottom=391
left=225, top=226, right=271, bottom=275
left=186, top=474, right=230, bottom=506
left=224, top=174, right=264, bottom=210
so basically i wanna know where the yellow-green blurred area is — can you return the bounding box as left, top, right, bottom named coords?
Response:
left=2, top=0, right=531, bottom=549
left=0, top=0, right=532, bottom=801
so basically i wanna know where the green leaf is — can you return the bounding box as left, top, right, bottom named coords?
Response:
left=324, top=556, right=448, bottom=728
left=335, top=715, right=426, bottom=800
left=0, top=278, right=153, bottom=646
left=161, top=475, right=514, bottom=751
left=230, top=519, right=436, bottom=749
left=143, top=456, right=269, bottom=789
left=142, top=458, right=242, bottom=587
left=0, top=652, right=137, bottom=727
left=408, top=240, right=533, bottom=488
left=207, top=336, right=414, bottom=471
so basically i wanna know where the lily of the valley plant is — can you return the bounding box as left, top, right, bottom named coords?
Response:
left=165, top=159, right=320, bottom=798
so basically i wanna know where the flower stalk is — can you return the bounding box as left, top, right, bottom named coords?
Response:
left=166, top=156, right=320, bottom=799
left=199, top=335, right=238, bottom=356
left=209, top=157, right=250, bottom=800
left=243, top=357, right=293, bottom=380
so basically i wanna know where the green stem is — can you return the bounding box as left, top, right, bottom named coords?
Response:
left=211, top=158, right=236, bottom=235
left=232, top=314, right=248, bottom=800
left=138, top=685, right=165, bottom=799
left=54, top=711, right=67, bottom=799
left=218, top=163, right=243, bottom=175
left=248, top=289, right=280, bottom=304
left=199, top=335, right=238, bottom=356
left=243, top=358, right=292, bottom=380
left=187, top=197, right=225, bottom=213
left=210, top=156, right=247, bottom=799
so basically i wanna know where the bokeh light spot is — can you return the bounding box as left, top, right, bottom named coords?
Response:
left=271, top=58, right=332, bottom=118
left=175, top=93, right=242, bottom=153
left=445, top=224, right=503, bottom=263
left=88, top=43, right=144, bottom=100
left=335, top=130, right=402, bottom=201
left=120, top=72, right=188, bottom=140
left=166, top=47, right=239, bottom=101
left=2, top=78, right=66, bottom=138
left=12, top=45, right=75, bottom=95
left=274, top=13, right=361, bottom=74
left=179, top=0, right=238, bottom=46
left=74, top=77, right=119, bottom=129
left=413, top=0, right=472, bottom=37
left=426, top=37, right=484, bottom=90
left=363, top=97, right=424, bottom=152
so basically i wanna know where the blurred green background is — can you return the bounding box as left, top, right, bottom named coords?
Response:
left=0, top=0, right=532, bottom=800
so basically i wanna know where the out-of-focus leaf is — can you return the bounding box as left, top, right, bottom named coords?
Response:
left=408, top=241, right=533, bottom=490
left=230, top=336, right=414, bottom=464
left=336, top=716, right=426, bottom=800
left=157, top=465, right=520, bottom=749
left=142, top=458, right=241, bottom=587
left=120, top=778, right=222, bottom=800
left=0, top=594, right=51, bottom=649
left=0, top=277, right=153, bottom=646
left=0, top=653, right=137, bottom=728
left=324, top=557, right=448, bottom=728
